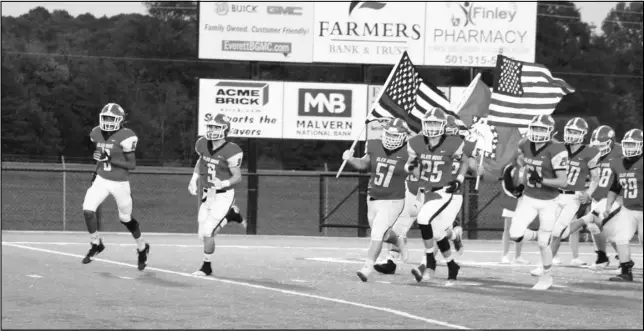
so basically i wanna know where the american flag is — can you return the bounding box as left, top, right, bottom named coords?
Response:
left=487, top=55, right=575, bottom=128
left=367, top=51, right=453, bottom=133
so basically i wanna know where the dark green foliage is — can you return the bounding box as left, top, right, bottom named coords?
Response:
left=1, top=2, right=641, bottom=168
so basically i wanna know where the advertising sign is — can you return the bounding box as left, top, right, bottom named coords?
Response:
left=313, top=2, right=426, bottom=65
left=424, top=2, right=537, bottom=67
left=198, top=2, right=314, bottom=62
left=198, top=79, right=284, bottom=138
left=282, top=82, right=368, bottom=141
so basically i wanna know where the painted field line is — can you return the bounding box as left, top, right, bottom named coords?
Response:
left=3, top=241, right=641, bottom=257
left=2, top=242, right=469, bottom=330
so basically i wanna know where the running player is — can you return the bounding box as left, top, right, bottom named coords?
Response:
left=81, top=103, right=150, bottom=270
left=602, top=128, right=643, bottom=282
left=406, top=108, right=473, bottom=285
left=508, top=114, right=569, bottom=290
left=189, top=113, right=246, bottom=276
left=500, top=151, right=530, bottom=264
left=342, top=118, right=410, bottom=282
left=565, top=125, right=622, bottom=269
left=549, top=118, right=601, bottom=266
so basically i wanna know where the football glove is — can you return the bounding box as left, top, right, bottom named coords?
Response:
left=406, top=159, right=419, bottom=172
left=512, top=184, right=525, bottom=198
left=93, top=150, right=110, bottom=162
left=445, top=179, right=462, bottom=194
left=527, top=169, right=542, bottom=185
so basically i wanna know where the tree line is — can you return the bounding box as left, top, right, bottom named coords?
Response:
left=1, top=1, right=642, bottom=170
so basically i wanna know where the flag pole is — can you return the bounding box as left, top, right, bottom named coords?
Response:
left=474, top=151, right=485, bottom=190
left=336, top=52, right=408, bottom=178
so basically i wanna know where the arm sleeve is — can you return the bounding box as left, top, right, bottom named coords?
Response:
left=551, top=150, right=569, bottom=171
left=120, top=136, right=138, bottom=153
left=227, top=152, right=243, bottom=168
left=588, top=151, right=601, bottom=170
left=363, top=141, right=370, bottom=156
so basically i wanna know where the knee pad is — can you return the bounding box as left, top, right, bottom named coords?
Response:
left=419, top=224, right=433, bottom=240
left=118, top=211, right=132, bottom=223
left=538, top=230, right=552, bottom=248
left=436, top=237, right=451, bottom=253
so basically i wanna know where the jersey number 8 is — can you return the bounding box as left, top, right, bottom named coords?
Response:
left=598, top=168, right=611, bottom=187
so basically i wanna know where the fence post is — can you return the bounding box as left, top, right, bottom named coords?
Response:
left=319, top=174, right=324, bottom=233
left=467, top=178, right=478, bottom=239
left=61, top=155, right=67, bottom=231
left=323, top=162, right=329, bottom=236
left=247, top=138, right=258, bottom=235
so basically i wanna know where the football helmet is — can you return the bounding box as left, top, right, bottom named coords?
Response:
left=381, top=118, right=408, bottom=150
left=621, top=128, right=643, bottom=157
left=445, top=115, right=460, bottom=136
left=99, top=103, right=125, bottom=131
left=563, top=117, right=589, bottom=144
left=422, top=107, right=448, bottom=137
left=527, top=114, right=555, bottom=143
left=205, top=113, right=231, bottom=141
left=589, top=125, right=615, bottom=157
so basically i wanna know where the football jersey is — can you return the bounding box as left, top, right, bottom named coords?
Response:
left=90, top=126, right=138, bottom=182
left=519, top=140, right=568, bottom=200
left=407, top=135, right=474, bottom=190
left=195, top=137, right=243, bottom=189
left=564, top=145, right=601, bottom=191
left=591, top=144, right=621, bottom=202
left=365, top=139, right=408, bottom=200
left=610, top=155, right=643, bottom=211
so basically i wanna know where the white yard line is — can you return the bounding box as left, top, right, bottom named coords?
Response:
left=2, top=242, right=470, bottom=330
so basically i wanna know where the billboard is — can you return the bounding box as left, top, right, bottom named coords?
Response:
left=198, top=2, right=314, bottom=62
left=282, top=82, right=368, bottom=141
left=424, top=2, right=537, bottom=67
left=313, top=2, right=426, bottom=65
left=198, top=79, right=284, bottom=138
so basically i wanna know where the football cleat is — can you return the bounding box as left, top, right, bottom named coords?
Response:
left=552, top=256, right=562, bottom=265
left=447, top=261, right=460, bottom=281
left=527, top=114, right=555, bottom=143
left=532, top=268, right=553, bottom=290
left=530, top=266, right=544, bottom=277
left=137, top=243, right=150, bottom=271
left=591, top=251, right=610, bottom=270
left=609, top=261, right=634, bottom=282
left=82, top=239, right=105, bottom=264
left=411, top=263, right=434, bottom=282
left=192, top=261, right=213, bottom=276
left=373, top=259, right=397, bottom=275
left=569, top=258, right=587, bottom=266
left=356, top=265, right=373, bottom=282
left=501, top=255, right=512, bottom=264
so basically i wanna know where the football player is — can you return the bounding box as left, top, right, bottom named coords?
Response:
left=81, top=103, right=150, bottom=270
left=372, top=115, right=470, bottom=275
left=548, top=118, right=601, bottom=267
left=405, top=108, right=473, bottom=285
left=342, top=118, right=410, bottom=282
left=500, top=149, right=530, bottom=264
left=602, top=128, right=643, bottom=282
left=188, top=113, right=246, bottom=276
left=565, top=125, right=622, bottom=269
left=509, top=114, right=569, bottom=290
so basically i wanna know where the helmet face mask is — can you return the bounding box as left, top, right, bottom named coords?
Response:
left=381, top=118, right=407, bottom=150
left=621, top=129, right=643, bottom=157
left=99, top=103, right=125, bottom=131
left=206, top=123, right=227, bottom=140
left=528, top=124, right=552, bottom=143
left=590, top=125, right=615, bottom=157
left=590, top=139, right=612, bottom=156
left=564, top=127, right=585, bottom=144
left=422, top=119, right=445, bottom=137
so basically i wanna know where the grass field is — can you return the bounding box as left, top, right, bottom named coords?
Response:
left=1, top=162, right=510, bottom=238
left=2, top=231, right=642, bottom=329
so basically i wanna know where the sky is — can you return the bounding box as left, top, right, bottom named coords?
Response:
left=0, top=1, right=626, bottom=33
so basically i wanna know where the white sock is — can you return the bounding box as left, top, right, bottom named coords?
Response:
left=90, top=232, right=100, bottom=244
left=135, top=237, right=145, bottom=251
left=204, top=253, right=213, bottom=262
left=364, top=259, right=374, bottom=268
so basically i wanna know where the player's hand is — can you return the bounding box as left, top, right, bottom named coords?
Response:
left=405, top=159, right=419, bottom=173
left=444, top=180, right=462, bottom=194
left=93, top=150, right=109, bottom=162
left=578, top=191, right=591, bottom=204
left=602, top=210, right=611, bottom=220
left=476, top=163, right=485, bottom=176
left=527, top=169, right=542, bottom=185
left=512, top=184, right=525, bottom=198
left=188, top=179, right=198, bottom=196
left=212, top=178, right=225, bottom=190
left=342, top=149, right=354, bottom=161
